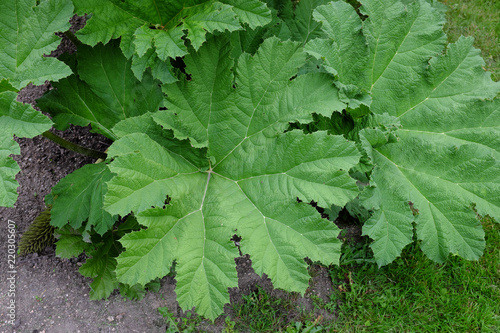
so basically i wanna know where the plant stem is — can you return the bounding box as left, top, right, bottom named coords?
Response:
left=42, top=131, right=107, bottom=160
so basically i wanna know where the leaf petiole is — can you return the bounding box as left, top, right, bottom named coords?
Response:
left=42, top=130, right=107, bottom=160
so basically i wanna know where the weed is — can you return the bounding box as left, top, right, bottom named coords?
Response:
left=228, top=285, right=323, bottom=332
left=223, top=316, right=237, bottom=333
left=159, top=307, right=202, bottom=333
left=232, top=286, right=291, bottom=332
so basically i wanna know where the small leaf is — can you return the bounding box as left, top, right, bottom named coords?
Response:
left=79, top=245, right=119, bottom=300
left=55, top=226, right=92, bottom=259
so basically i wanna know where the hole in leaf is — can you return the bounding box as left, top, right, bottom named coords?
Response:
left=231, top=234, right=243, bottom=256
left=162, top=196, right=171, bottom=209
left=170, top=56, right=186, bottom=73
left=310, top=200, right=328, bottom=219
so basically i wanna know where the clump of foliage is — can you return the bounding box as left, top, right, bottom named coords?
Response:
left=2, top=0, right=499, bottom=321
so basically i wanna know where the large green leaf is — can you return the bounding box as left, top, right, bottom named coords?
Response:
left=46, top=163, right=117, bottom=235
left=308, top=0, right=500, bottom=265
left=104, top=36, right=360, bottom=319
left=36, top=41, right=163, bottom=141
left=72, top=0, right=271, bottom=83
left=0, top=91, right=53, bottom=207
left=0, top=0, right=73, bottom=89
left=362, top=38, right=500, bottom=265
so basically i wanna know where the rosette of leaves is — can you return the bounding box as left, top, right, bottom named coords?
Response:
left=103, top=36, right=361, bottom=319
left=306, top=0, right=500, bottom=266
left=3, top=0, right=499, bottom=323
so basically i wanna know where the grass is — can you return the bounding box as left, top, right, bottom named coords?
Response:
left=327, top=216, right=500, bottom=332
left=441, top=0, right=500, bottom=81
left=230, top=286, right=303, bottom=332
left=160, top=1, right=500, bottom=331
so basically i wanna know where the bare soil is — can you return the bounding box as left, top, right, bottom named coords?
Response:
left=0, top=18, right=346, bottom=333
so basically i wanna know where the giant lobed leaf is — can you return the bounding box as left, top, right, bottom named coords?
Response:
left=36, top=41, right=163, bottom=141
left=309, top=0, right=500, bottom=265
left=0, top=91, right=53, bottom=207
left=0, top=0, right=74, bottom=89
left=104, top=36, right=360, bottom=319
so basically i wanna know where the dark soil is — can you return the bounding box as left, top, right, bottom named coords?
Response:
left=0, top=16, right=355, bottom=333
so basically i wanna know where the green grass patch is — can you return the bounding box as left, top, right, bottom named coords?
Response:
left=441, top=0, right=500, bottom=81
left=230, top=286, right=298, bottom=332
left=228, top=285, right=327, bottom=333
left=328, top=216, right=500, bottom=332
